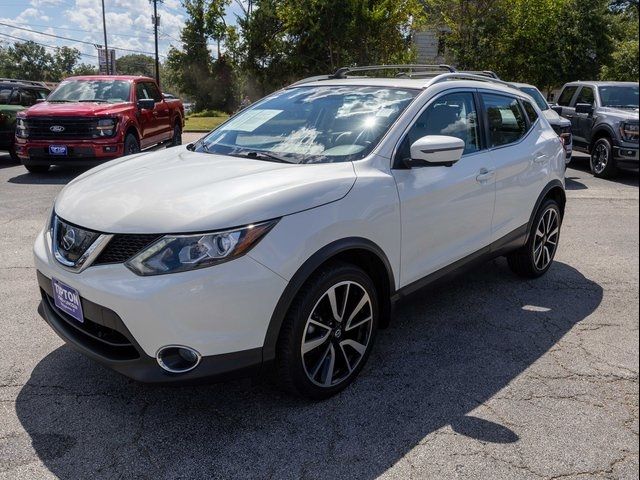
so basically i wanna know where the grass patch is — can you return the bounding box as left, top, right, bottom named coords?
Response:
left=188, top=109, right=228, bottom=118
left=184, top=115, right=228, bottom=132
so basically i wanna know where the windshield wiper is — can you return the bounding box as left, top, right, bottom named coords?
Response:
left=78, top=99, right=109, bottom=103
left=236, top=150, right=295, bottom=164
left=47, top=99, right=71, bottom=103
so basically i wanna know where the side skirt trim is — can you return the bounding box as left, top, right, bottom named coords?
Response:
left=391, top=224, right=528, bottom=302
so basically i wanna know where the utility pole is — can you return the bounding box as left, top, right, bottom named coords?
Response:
left=101, top=0, right=109, bottom=75
left=151, top=0, right=161, bottom=86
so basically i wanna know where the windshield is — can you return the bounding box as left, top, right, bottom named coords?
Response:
left=519, top=86, right=549, bottom=111
left=48, top=80, right=132, bottom=103
left=599, top=85, right=639, bottom=108
left=197, top=86, right=419, bottom=164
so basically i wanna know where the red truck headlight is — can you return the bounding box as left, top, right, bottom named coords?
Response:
left=15, top=117, right=28, bottom=138
left=94, top=118, right=117, bottom=138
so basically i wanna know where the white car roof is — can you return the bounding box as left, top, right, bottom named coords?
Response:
left=288, top=76, right=529, bottom=99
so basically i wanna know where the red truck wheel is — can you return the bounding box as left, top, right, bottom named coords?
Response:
left=124, top=134, right=140, bottom=156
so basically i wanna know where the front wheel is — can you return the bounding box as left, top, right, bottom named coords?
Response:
left=276, top=262, right=378, bottom=399
left=9, top=144, right=20, bottom=162
left=590, top=137, right=617, bottom=179
left=507, top=199, right=561, bottom=278
left=124, top=133, right=140, bottom=156
left=167, top=123, right=182, bottom=148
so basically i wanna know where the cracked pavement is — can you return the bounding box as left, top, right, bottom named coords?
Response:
left=0, top=139, right=638, bottom=480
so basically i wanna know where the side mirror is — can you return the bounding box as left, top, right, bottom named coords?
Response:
left=408, top=135, right=465, bottom=168
left=137, top=98, right=156, bottom=111
left=551, top=105, right=563, bottom=115
left=575, top=103, right=593, bottom=115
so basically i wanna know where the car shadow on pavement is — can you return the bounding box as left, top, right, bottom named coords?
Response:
left=7, top=167, right=89, bottom=185
left=15, top=259, right=602, bottom=479
left=567, top=159, right=639, bottom=188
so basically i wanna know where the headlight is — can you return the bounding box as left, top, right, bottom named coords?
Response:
left=94, top=118, right=117, bottom=137
left=125, top=220, right=278, bottom=276
left=16, top=117, right=28, bottom=138
left=620, top=122, right=639, bottom=142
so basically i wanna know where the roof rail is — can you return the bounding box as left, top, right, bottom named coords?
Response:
left=0, top=77, right=48, bottom=87
left=428, top=73, right=515, bottom=88
left=330, top=64, right=456, bottom=79
left=456, top=70, right=500, bottom=79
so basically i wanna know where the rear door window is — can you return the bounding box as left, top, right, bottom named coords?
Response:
left=558, top=86, right=578, bottom=106
left=481, top=93, right=528, bottom=147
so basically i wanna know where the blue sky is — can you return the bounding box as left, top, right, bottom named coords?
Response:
left=0, top=0, right=244, bottom=66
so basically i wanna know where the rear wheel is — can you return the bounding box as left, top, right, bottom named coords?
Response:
left=124, top=133, right=140, bottom=156
left=590, top=137, right=617, bottom=179
left=507, top=199, right=561, bottom=278
left=276, top=262, right=378, bottom=399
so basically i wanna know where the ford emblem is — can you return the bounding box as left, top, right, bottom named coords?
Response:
left=50, top=125, right=65, bottom=133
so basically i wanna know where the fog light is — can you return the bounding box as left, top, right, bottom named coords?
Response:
left=103, top=146, right=118, bottom=153
left=156, top=345, right=201, bottom=373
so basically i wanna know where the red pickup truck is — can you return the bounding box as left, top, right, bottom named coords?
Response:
left=15, top=75, right=184, bottom=173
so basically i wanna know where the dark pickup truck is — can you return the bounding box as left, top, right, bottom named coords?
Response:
left=15, top=75, right=184, bottom=173
left=554, top=81, right=638, bottom=178
left=0, top=78, right=50, bottom=161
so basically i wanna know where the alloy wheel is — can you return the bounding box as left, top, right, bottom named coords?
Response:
left=301, top=281, right=373, bottom=387
left=532, top=207, right=560, bottom=271
left=592, top=143, right=609, bottom=175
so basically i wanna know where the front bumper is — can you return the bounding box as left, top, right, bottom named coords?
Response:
left=613, top=144, right=639, bottom=169
left=15, top=137, right=124, bottom=165
left=34, top=228, right=288, bottom=382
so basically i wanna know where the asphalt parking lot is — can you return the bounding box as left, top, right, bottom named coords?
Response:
left=0, top=138, right=638, bottom=479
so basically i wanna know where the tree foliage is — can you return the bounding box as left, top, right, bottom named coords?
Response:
left=115, top=54, right=156, bottom=77
left=166, top=0, right=236, bottom=112
left=235, top=0, right=426, bottom=95
left=426, top=0, right=615, bottom=92
left=0, top=41, right=95, bottom=81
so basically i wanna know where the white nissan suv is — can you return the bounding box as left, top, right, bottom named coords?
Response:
left=34, top=66, right=566, bottom=399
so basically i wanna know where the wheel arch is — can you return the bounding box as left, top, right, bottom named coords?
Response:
left=123, top=123, right=140, bottom=143
left=525, top=180, right=566, bottom=244
left=262, top=237, right=396, bottom=362
left=589, top=125, right=616, bottom=151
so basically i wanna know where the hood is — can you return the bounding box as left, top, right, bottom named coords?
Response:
left=24, top=101, right=132, bottom=117
left=599, top=106, right=639, bottom=121
left=542, top=108, right=571, bottom=127
left=55, top=146, right=357, bottom=233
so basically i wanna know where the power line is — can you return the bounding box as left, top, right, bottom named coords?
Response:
left=0, top=31, right=98, bottom=58
left=5, top=20, right=157, bottom=41
left=0, top=21, right=165, bottom=57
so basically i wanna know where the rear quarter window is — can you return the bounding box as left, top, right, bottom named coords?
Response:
left=523, top=101, right=539, bottom=123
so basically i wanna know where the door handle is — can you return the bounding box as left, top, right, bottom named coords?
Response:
left=476, top=168, right=495, bottom=183
left=533, top=153, right=548, bottom=164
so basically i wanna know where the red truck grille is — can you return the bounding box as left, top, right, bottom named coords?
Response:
left=24, top=117, right=98, bottom=139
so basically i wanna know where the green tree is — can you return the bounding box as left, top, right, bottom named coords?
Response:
left=115, top=54, right=155, bottom=77
left=237, top=0, right=426, bottom=95
left=601, top=2, right=639, bottom=80
left=167, top=0, right=234, bottom=111
left=0, top=41, right=53, bottom=80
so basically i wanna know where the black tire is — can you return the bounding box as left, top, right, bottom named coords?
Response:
left=590, top=137, right=617, bottom=179
left=276, top=262, right=379, bottom=400
left=167, top=123, right=182, bottom=148
left=23, top=163, right=50, bottom=174
left=507, top=199, right=562, bottom=278
left=9, top=144, right=20, bottom=162
left=124, top=133, right=140, bottom=156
